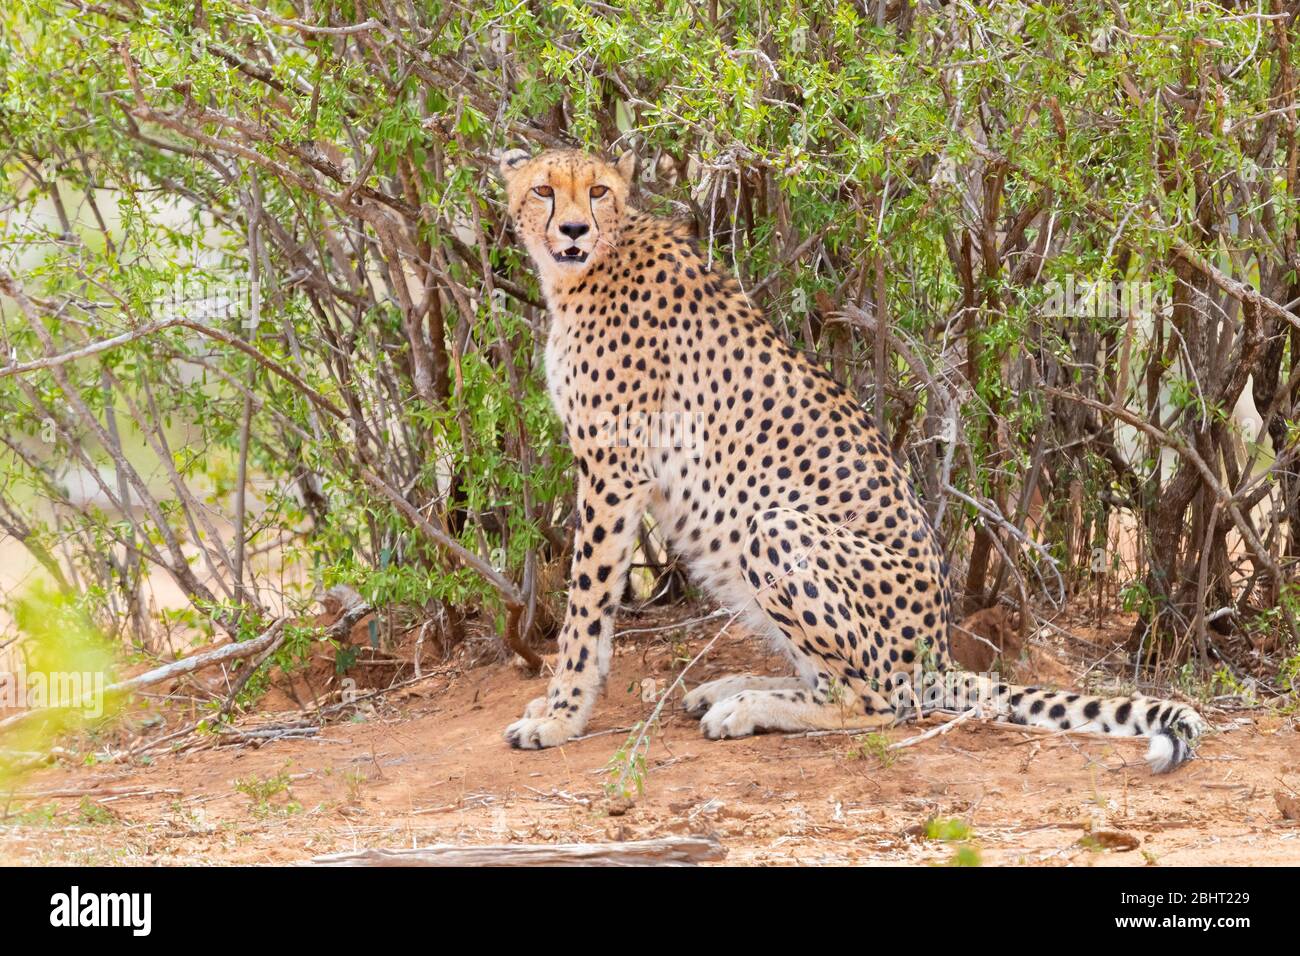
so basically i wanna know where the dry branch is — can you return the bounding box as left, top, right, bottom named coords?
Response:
left=3, top=785, right=181, bottom=800
left=888, top=706, right=982, bottom=749
left=0, top=315, right=191, bottom=379
left=107, top=617, right=288, bottom=696
left=0, top=618, right=287, bottom=735
left=304, top=835, right=726, bottom=867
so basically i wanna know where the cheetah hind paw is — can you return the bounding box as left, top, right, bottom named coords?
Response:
left=699, top=693, right=765, bottom=739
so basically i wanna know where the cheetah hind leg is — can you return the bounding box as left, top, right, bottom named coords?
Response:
left=683, top=675, right=805, bottom=718
left=698, top=685, right=897, bottom=739
left=696, top=507, right=918, bottom=740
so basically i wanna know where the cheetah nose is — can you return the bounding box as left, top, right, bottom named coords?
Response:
left=558, top=222, right=590, bottom=240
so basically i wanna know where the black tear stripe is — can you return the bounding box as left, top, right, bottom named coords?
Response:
left=587, top=191, right=605, bottom=247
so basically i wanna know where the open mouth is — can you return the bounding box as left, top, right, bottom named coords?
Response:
left=552, top=246, right=588, bottom=264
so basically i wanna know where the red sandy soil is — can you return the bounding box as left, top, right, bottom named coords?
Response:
left=2, top=607, right=1298, bottom=866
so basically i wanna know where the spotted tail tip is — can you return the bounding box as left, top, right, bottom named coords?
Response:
left=1145, top=728, right=1192, bottom=773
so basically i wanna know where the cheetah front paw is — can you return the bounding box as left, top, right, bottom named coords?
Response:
left=504, top=714, right=576, bottom=750
left=522, top=695, right=548, bottom=719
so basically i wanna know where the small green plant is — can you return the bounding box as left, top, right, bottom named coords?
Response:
left=1280, top=654, right=1300, bottom=698
left=670, top=638, right=692, bottom=667
left=922, top=816, right=981, bottom=866
left=334, top=645, right=359, bottom=675
left=824, top=678, right=849, bottom=708
left=1087, top=765, right=1109, bottom=808
left=4, top=802, right=59, bottom=826
left=1210, top=665, right=1256, bottom=704
left=604, top=722, right=650, bottom=799
left=947, top=845, right=983, bottom=867
left=342, top=769, right=368, bottom=806
left=1078, top=834, right=1107, bottom=852
left=76, top=797, right=114, bottom=826
left=1172, top=659, right=1200, bottom=698
left=847, top=732, right=897, bottom=767
left=1244, top=583, right=1300, bottom=663
left=234, top=766, right=302, bottom=819
left=915, top=636, right=939, bottom=676
left=923, top=816, right=972, bottom=842
left=1119, top=579, right=1155, bottom=619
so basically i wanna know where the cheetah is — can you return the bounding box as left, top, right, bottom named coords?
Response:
left=498, top=146, right=1207, bottom=772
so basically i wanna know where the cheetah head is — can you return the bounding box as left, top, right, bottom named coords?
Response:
left=498, top=147, right=635, bottom=285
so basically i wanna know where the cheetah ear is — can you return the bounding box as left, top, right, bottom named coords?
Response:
left=615, top=149, right=637, bottom=182
left=497, top=148, right=532, bottom=178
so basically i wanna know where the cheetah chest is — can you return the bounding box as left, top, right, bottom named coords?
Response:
left=543, top=322, right=572, bottom=418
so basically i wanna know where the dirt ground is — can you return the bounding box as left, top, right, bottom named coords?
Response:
left=2, top=607, right=1299, bottom=866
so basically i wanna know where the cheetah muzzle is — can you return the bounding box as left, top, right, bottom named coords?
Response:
left=552, top=246, right=588, bottom=264
left=497, top=146, right=1207, bottom=773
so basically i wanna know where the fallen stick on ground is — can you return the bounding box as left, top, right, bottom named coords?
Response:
left=217, top=725, right=320, bottom=741
left=784, top=708, right=982, bottom=745
left=3, top=785, right=181, bottom=800
left=304, top=835, right=726, bottom=867
left=570, top=725, right=635, bottom=742
left=2, top=601, right=381, bottom=740
left=0, top=618, right=289, bottom=736
left=107, top=617, right=290, bottom=697
left=888, top=707, right=981, bottom=750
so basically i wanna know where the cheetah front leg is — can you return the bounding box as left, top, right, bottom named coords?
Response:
left=505, top=466, right=649, bottom=749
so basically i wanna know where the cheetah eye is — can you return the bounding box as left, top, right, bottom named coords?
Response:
left=532, top=185, right=554, bottom=198
left=590, top=185, right=609, bottom=199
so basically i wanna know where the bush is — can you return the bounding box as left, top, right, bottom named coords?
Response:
left=2, top=1, right=1298, bottom=684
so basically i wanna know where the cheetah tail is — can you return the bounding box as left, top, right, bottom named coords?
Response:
left=923, top=673, right=1209, bottom=773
